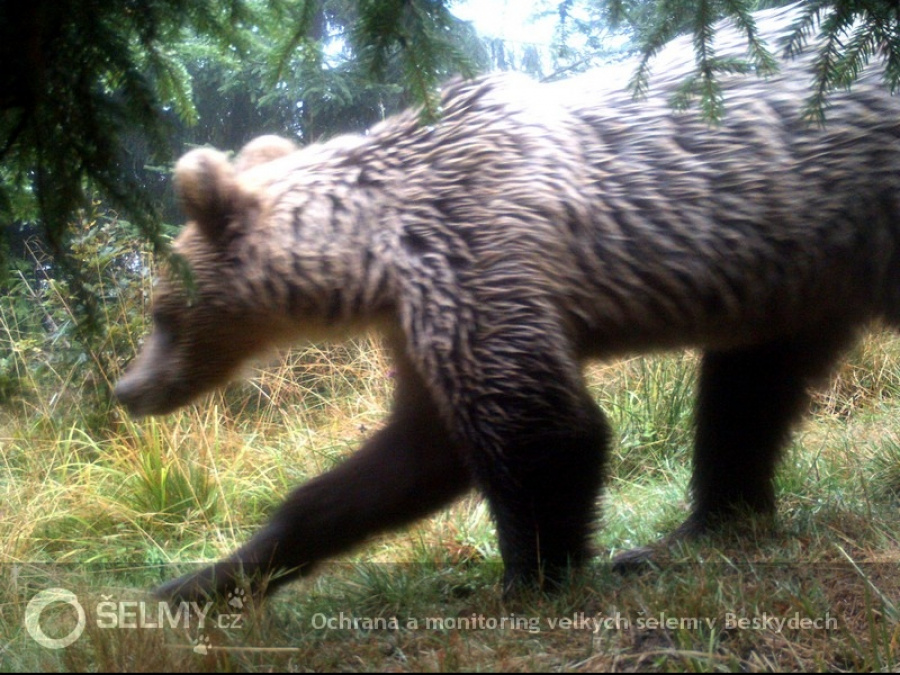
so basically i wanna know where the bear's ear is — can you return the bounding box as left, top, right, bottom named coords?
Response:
left=174, top=147, right=239, bottom=243
left=234, top=135, right=297, bottom=173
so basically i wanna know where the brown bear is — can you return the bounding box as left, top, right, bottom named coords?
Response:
left=115, top=3, right=900, bottom=601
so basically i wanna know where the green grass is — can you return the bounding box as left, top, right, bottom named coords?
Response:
left=2, top=266, right=900, bottom=671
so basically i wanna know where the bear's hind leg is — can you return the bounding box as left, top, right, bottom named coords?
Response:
left=613, top=328, right=855, bottom=569
left=688, top=329, right=854, bottom=532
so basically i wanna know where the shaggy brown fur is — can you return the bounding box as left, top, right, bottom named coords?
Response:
left=115, top=3, right=900, bottom=600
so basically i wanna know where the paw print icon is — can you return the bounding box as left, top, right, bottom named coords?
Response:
left=227, top=588, right=246, bottom=611
left=193, top=634, right=212, bottom=655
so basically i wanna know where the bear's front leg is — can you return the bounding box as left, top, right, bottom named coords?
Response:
left=482, top=411, right=609, bottom=594
left=156, top=362, right=472, bottom=603
left=406, top=308, right=610, bottom=594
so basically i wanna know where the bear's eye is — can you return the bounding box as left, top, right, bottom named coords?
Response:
left=152, top=310, right=179, bottom=336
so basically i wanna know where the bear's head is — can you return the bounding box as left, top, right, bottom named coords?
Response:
left=114, top=136, right=298, bottom=416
